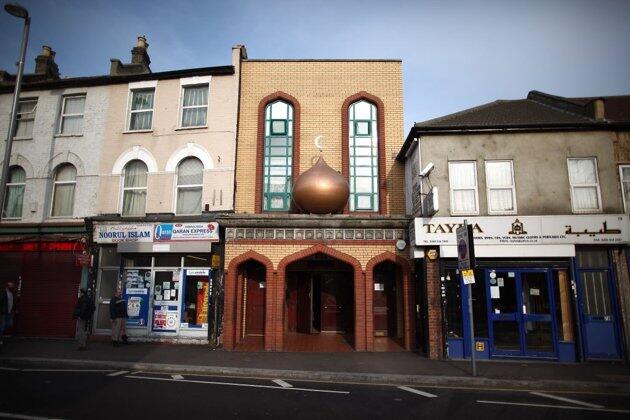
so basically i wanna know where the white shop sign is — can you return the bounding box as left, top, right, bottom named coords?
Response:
left=413, top=214, right=630, bottom=246
left=94, top=224, right=154, bottom=243
left=94, top=222, right=219, bottom=244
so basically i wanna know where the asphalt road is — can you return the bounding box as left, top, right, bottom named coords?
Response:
left=1, top=365, right=629, bottom=420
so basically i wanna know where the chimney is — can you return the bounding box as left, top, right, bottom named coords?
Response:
left=131, top=36, right=151, bottom=69
left=34, top=45, right=60, bottom=80
left=110, top=36, right=152, bottom=76
left=593, top=99, right=606, bottom=121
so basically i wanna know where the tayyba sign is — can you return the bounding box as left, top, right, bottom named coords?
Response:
left=413, top=215, right=630, bottom=246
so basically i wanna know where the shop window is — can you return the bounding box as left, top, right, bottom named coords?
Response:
left=123, top=255, right=152, bottom=267
left=576, top=247, right=609, bottom=268
left=263, top=100, right=293, bottom=211
left=3, top=166, right=25, bottom=219
left=470, top=269, right=488, bottom=338
left=183, top=273, right=209, bottom=327
left=567, top=158, right=602, bottom=213
left=183, top=254, right=211, bottom=267
left=100, top=246, right=120, bottom=267
left=154, top=254, right=182, bottom=267
left=553, top=270, right=574, bottom=342
left=51, top=164, right=76, bottom=217
left=176, top=157, right=203, bottom=215
left=348, top=100, right=379, bottom=212
left=448, top=161, right=478, bottom=215
left=121, top=160, right=148, bottom=216
left=443, top=268, right=462, bottom=338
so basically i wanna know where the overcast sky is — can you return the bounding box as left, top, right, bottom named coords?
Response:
left=1, top=0, right=629, bottom=129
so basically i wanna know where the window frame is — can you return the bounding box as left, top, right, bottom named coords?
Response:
left=3, top=166, right=26, bottom=220
left=120, top=160, right=149, bottom=217
left=14, top=98, right=37, bottom=139
left=262, top=100, right=294, bottom=212
left=58, top=94, right=86, bottom=135
left=174, top=157, right=204, bottom=215
left=50, top=164, right=77, bottom=218
left=448, top=160, right=479, bottom=216
left=348, top=100, right=379, bottom=212
left=484, top=159, right=517, bottom=215
left=126, top=88, right=155, bottom=132
left=619, top=164, right=630, bottom=213
left=178, top=83, right=209, bottom=129
left=567, top=157, right=603, bottom=214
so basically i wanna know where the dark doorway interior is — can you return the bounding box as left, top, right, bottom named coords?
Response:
left=373, top=261, right=403, bottom=343
left=244, top=261, right=266, bottom=337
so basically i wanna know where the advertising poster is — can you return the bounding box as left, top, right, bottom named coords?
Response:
left=152, top=305, right=179, bottom=332
left=196, top=281, right=209, bottom=325
left=124, top=287, right=149, bottom=327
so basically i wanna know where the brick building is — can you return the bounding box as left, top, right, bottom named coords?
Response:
left=220, top=53, right=415, bottom=352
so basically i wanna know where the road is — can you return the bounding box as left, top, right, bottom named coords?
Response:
left=1, top=364, right=629, bottom=419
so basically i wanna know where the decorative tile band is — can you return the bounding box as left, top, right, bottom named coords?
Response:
left=225, top=227, right=406, bottom=242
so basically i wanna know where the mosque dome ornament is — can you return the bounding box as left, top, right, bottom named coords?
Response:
left=292, top=136, right=349, bottom=214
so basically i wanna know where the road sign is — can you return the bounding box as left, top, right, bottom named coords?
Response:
left=456, top=223, right=475, bottom=270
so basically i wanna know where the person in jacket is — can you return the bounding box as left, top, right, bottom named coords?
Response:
left=73, top=288, right=96, bottom=350
left=109, top=289, right=128, bottom=347
left=0, top=281, right=16, bottom=345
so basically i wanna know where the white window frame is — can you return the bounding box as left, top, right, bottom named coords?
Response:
left=448, top=161, right=479, bottom=216
left=619, top=164, right=630, bottom=213
left=178, top=84, right=209, bottom=129
left=4, top=166, right=26, bottom=220
left=14, top=98, right=37, bottom=139
left=58, top=94, right=86, bottom=135
left=567, top=157, right=603, bottom=214
left=174, top=158, right=204, bottom=215
left=485, top=160, right=517, bottom=215
left=120, top=162, right=148, bottom=216
left=50, top=165, right=76, bottom=218
left=125, top=81, right=157, bottom=132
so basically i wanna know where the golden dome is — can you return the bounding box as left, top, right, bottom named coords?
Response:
left=292, top=156, right=349, bottom=214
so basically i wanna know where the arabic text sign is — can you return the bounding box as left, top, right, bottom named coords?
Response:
left=154, top=223, right=219, bottom=242
left=414, top=215, right=630, bottom=246
left=94, top=224, right=153, bottom=243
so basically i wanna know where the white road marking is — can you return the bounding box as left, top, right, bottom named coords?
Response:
left=21, top=369, right=114, bottom=373
left=126, top=375, right=349, bottom=394
left=397, top=386, right=437, bottom=398
left=530, top=391, right=603, bottom=408
left=0, top=366, right=20, bottom=371
left=107, top=370, right=129, bottom=377
left=477, top=400, right=630, bottom=414
left=272, top=379, right=293, bottom=388
left=0, top=412, right=65, bottom=420
left=171, top=374, right=184, bottom=380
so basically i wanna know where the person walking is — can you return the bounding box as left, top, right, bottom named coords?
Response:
left=73, top=288, right=95, bottom=350
left=0, top=281, right=16, bottom=345
left=109, top=289, right=127, bottom=347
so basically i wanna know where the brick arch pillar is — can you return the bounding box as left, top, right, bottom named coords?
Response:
left=365, top=252, right=414, bottom=351
left=224, top=250, right=275, bottom=350
left=276, top=244, right=366, bottom=351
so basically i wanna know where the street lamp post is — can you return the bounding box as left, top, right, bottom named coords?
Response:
left=0, top=2, right=30, bottom=221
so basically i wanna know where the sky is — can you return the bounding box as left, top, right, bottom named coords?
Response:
left=1, top=0, right=629, bottom=129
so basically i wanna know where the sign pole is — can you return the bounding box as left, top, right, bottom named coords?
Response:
left=457, top=219, right=476, bottom=377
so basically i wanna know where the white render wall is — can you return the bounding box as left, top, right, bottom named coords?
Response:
left=0, top=85, right=108, bottom=223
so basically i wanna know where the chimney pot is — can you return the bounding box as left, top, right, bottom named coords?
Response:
left=136, top=36, right=148, bottom=49
left=34, top=45, right=59, bottom=80
left=41, top=45, right=52, bottom=57
left=594, top=99, right=606, bottom=121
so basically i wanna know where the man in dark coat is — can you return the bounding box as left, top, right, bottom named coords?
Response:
left=109, top=289, right=128, bottom=347
left=73, top=288, right=96, bottom=350
left=0, top=281, right=16, bottom=345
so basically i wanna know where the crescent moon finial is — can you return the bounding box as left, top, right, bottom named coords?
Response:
left=314, top=135, right=323, bottom=153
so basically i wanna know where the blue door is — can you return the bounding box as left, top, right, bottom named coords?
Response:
left=486, top=269, right=557, bottom=358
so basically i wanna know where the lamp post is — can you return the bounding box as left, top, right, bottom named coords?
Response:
left=0, top=2, right=30, bottom=221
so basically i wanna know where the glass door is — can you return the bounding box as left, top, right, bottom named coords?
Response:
left=150, top=269, right=181, bottom=334
left=487, top=269, right=556, bottom=358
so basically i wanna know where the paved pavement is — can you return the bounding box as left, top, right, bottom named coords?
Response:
left=1, top=365, right=629, bottom=419
left=1, top=338, right=630, bottom=393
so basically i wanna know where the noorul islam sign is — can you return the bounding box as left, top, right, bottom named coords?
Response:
left=94, top=222, right=219, bottom=244
left=413, top=214, right=630, bottom=246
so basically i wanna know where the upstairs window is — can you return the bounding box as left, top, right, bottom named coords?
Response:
left=485, top=160, right=516, bottom=214
left=181, top=85, right=208, bottom=128
left=51, top=164, right=76, bottom=217
left=263, top=100, right=293, bottom=211
left=128, top=89, right=154, bottom=131
left=568, top=158, right=602, bottom=213
left=14, top=99, right=37, bottom=138
left=349, top=100, right=378, bottom=212
left=176, top=157, right=203, bottom=214
left=3, top=166, right=25, bottom=219
left=620, top=165, right=630, bottom=212
left=449, top=161, right=478, bottom=215
left=59, top=95, right=86, bottom=135
left=122, top=160, right=148, bottom=216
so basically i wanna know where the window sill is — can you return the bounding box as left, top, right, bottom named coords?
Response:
left=47, top=216, right=75, bottom=220
left=487, top=211, right=517, bottom=216
left=123, top=129, right=153, bottom=134
left=450, top=212, right=480, bottom=216
left=12, top=136, right=32, bottom=141
left=1, top=218, right=22, bottom=222
left=54, top=133, right=84, bottom=138
left=175, top=126, right=208, bottom=131
left=571, top=209, right=603, bottom=214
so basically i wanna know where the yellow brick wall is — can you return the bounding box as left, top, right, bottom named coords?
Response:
left=235, top=60, right=405, bottom=215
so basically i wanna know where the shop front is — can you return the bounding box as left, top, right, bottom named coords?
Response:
left=91, top=221, right=221, bottom=343
left=412, top=214, right=629, bottom=362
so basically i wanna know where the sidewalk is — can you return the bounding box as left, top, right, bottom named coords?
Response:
left=2, top=338, right=629, bottom=393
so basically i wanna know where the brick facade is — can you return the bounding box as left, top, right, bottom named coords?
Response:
left=424, top=249, right=444, bottom=359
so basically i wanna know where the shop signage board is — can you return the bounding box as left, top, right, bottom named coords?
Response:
left=152, top=305, right=179, bottom=332
left=93, top=224, right=154, bottom=243
left=414, top=214, right=630, bottom=246
left=94, top=222, right=219, bottom=244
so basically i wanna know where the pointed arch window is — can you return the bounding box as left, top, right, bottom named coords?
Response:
left=176, top=157, right=203, bottom=214
left=122, top=160, right=148, bottom=216
left=348, top=100, right=378, bottom=211
left=3, top=166, right=26, bottom=219
left=263, top=100, right=293, bottom=211
left=51, top=164, right=77, bottom=217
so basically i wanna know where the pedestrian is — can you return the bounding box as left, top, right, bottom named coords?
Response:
left=73, top=288, right=95, bottom=350
left=0, top=281, right=16, bottom=346
left=109, top=289, right=128, bottom=347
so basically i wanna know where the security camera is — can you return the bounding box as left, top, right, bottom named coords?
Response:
left=419, top=162, right=434, bottom=177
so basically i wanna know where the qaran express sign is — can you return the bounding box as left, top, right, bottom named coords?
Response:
left=94, top=222, right=219, bottom=244
left=413, top=215, right=630, bottom=246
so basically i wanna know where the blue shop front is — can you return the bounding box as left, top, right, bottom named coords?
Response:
left=411, top=214, right=629, bottom=362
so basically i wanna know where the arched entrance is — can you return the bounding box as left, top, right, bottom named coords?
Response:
left=242, top=260, right=266, bottom=338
